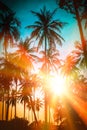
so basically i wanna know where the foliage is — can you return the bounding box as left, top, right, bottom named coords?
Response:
left=26, top=6, right=65, bottom=50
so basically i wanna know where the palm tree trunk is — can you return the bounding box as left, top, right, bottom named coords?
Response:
left=2, top=93, right=4, bottom=120
left=10, top=104, right=13, bottom=119
left=29, top=95, right=38, bottom=125
left=28, top=109, right=30, bottom=121
left=36, top=110, right=39, bottom=120
left=73, top=0, right=87, bottom=66
left=73, top=0, right=85, bottom=50
left=14, top=80, right=17, bottom=118
left=44, top=34, right=48, bottom=126
left=49, top=105, right=50, bottom=124
left=24, top=100, right=25, bottom=118
left=6, top=91, right=9, bottom=121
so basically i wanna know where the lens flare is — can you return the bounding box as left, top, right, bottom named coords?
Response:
left=49, top=74, right=66, bottom=96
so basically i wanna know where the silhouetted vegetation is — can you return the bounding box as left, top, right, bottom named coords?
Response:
left=0, top=0, right=87, bottom=130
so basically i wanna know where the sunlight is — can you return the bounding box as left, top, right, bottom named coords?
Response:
left=49, top=74, right=66, bottom=96
left=66, top=93, right=87, bottom=126
left=34, top=87, right=44, bottom=100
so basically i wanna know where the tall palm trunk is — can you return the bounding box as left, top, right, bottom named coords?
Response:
left=44, top=33, right=48, bottom=127
left=37, top=110, right=39, bottom=120
left=10, top=104, right=13, bottom=119
left=2, top=90, right=4, bottom=120
left=29, top=95, right=38, bottom=125
left=73, top=0, right=85, bottom=50
left=6, top=90, right=9, bottom=120
left=14, top=80, right=17, bottom=118
left=73, top=0, right=87, bottom=66
left=49, top=105, right=50, bottom=124
left=24, top=100, right=26, bottom=118
left=28, top=109, right=30, bottom=121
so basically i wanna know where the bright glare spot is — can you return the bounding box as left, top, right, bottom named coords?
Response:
left=34, top=87, right=44, bottom=100
left=49, top=74, right=66, bottom=96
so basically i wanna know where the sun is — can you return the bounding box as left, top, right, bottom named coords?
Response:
left=49, top=74, right=66, bottom=96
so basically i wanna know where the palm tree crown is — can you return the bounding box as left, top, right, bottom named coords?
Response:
left=0, top=11, right=20, bottom=55
left=26, top=6, right=65, bottom=50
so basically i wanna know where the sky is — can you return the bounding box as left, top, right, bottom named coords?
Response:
left=0, top=0, right=87, bottom=58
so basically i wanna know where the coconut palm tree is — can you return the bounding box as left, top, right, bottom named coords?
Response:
left=56, top=0, right=87, bottom=52
left=37, top=48, right=62, bottom=125
left=0, top=72, right=6, bottom=120
left=26, top=6, right=65, bottom=51
left=0, top=56, right=14, bottom=120
left=39, top=48, right=61, bottom=74
left=19, top=74, right=41, bottom=124
left=26, top=6, right=65, bottom=124
left=26, top=98, right=32, bottom=121
left=35, top=97, right=43, bottom=120
left=20, top=93, right=29, bottom=119
left=9, top=89, right=16, bottom=119
left=61, top=41, right=87, bottom=78
left=7, top=52, right=30, bottom=119
left=14, top=37, right=38, bottom=73
left=0, top=8, right=20, bottom=57
left=0, top=53, right=29, bottom=120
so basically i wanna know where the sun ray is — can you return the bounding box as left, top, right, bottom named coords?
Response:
left=66, top=92, right=87, bottom=126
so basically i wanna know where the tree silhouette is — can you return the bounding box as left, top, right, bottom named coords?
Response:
left=26, top=7, right=65, bottom=125
left=56, top=0, right=87, bottom=56
left=0, top=4, right=20, bottom=57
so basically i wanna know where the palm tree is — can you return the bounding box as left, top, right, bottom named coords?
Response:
left=19, top=74, right=40, bottom=124
left=7, top=52, right=30, bottom=119
left=0, top=73, right=5, bottom=120
left=26, top=7, right=65, bottom=124
left=61, top=41, right=87, bottom=78
left=38, top=48, right=62, bottom=125
left=56, top=0, right=87, bottom=52
left=0, top=8, right=20, bottom=57
left=0, top=56, right=14, bottom=120
left=0, top=53, right=29, bottom=120
left=26, top=7, right=65, bottom=51
left=26, top=98, right=32, bottom=121
left=39, top=48, right=61, bottom=74
left=20, top=93, right=29, bottom=119
left=14, top=37, right=38, bottom=73
left=35, top=97, right=43, bottom=120
left=73, top=41, right=87, bottom=67
left=9, top=89, right=16, bottom=119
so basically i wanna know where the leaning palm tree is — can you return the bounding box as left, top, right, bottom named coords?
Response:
left=26, top=6, right=65, bottom=124
left=56, top=0, right=87, bottom=54
left=0, top=9, right=20, bottom=57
